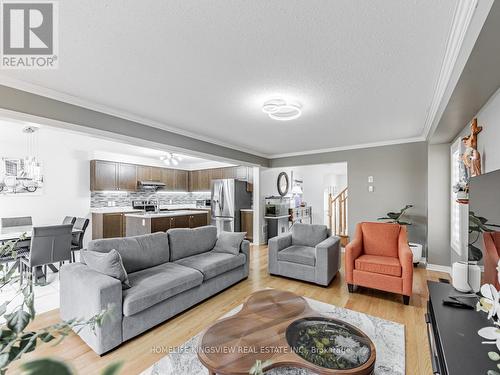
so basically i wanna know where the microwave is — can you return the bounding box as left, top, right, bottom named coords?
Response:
left=265, top=197, right=290, bottom=217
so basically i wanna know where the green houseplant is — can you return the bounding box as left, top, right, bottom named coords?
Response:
left=468, top=211, right=500, bottom=262
left=0, top=235, right=120, bottom=374
left=377, top=204, right=414, bottom=226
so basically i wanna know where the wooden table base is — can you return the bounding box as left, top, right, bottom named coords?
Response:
left=197, top=289, right=376, bottom=375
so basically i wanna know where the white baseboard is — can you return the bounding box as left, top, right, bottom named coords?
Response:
left=426, top=263, right=452, bottom=274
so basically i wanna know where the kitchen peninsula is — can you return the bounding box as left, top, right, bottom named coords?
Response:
left=125, top=210, right=208, bottom=236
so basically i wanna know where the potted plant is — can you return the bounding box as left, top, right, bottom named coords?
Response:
left=468, top=211, right=500, bottom=262
left=453, top=181, right=469, bottom=202
left=378, top=205, right=421, bottom=265
left=0, top=235, right=120, bottom=374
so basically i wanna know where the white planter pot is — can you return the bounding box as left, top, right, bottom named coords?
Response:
left=409, top=242, right=422, bottom=265
left=452, top=261, right=481, bottom=293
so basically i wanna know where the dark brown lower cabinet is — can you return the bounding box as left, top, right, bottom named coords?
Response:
left=240, top=210, right=253, bottom=242
left=189, top=213, right=208, bottom=228
left=93, top=211, right=210, bottom=240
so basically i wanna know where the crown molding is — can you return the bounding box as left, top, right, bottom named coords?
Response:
left=0, top=76, right=269, bottom=159
left=267, top=136, right=426, bottom=159
left=422, top=0, right=478, bottom=139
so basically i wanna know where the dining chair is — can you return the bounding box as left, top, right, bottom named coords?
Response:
left=1, top=216, right=33, bottom=254
left=1, top=216, right=32, bottom=228
left=62, top=216, right=76, bottom=225
left=20, top=224, right=73, bottom=284
left=70, top=217, right=90, bottom=262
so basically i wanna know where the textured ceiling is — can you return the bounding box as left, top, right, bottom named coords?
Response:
left=0, top=0, right=458, bottom=156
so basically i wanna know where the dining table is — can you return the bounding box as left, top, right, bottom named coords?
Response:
left=0, top=225, right=83, bottom=283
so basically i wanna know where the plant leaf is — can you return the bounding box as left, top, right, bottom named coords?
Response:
left=469, top=244, right=483, bottom=262
left=489, top=351, right=500, bottom=361
left=6, top=310, right=31, bottom=333
left=101, top=362, right=123, bottom=375
left=21, top=358, right=73, bottom=375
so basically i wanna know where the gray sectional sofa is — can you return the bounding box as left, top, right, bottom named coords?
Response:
left=60, top=226, right=249, bottom=355
left=268, top=223, right=341, bottom=286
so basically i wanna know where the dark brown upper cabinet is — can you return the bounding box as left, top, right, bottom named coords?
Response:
left=151, top=167, right=162, bottom=181
left=174, top=170, right=189, bottom=192
left=161, top=168, right=175, bottom=190
left=137, top=165, right=152, bottom=182
left=90, top=160, right=252, bottom=193
left=90, top=160, right=118, bottom=191
left=118, top=163, right=137, bottom=191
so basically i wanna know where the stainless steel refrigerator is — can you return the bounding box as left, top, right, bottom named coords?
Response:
left=211, top=179, right=252, bottom=233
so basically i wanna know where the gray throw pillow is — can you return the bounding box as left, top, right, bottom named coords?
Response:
left=82, top=249, right=131, bottom=289
left=213, top=232, right=246, bottom=255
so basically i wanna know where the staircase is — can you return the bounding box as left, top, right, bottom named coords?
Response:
left=328, top=187, right=349, bottom=246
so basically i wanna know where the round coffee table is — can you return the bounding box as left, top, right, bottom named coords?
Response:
left=197, top=289, right=376, bottom=375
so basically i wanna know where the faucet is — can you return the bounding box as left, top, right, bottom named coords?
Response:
left=147, top=192, right=160, bottom=213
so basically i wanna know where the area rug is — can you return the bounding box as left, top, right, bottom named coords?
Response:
left=141, top=294, right=405, bottom=375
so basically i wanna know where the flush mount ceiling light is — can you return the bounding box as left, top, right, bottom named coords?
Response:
left=262, top=99, right=302, bottom=121
left=160, top=153, right=182, bottom=166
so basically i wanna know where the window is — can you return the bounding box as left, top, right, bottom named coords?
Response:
left=450, top=140, right=467, bottom=256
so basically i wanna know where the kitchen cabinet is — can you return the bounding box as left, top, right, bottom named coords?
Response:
left=240, top=210, right=253, bottom=242
left=209, top=168, right=224, bottom=181
left=128, top=212, right=209, bottom=235
left=137, top=165, right=161, bottom=182
left=189, top=213, right=208, bottom=228
left=151, top=167, right=162, bottom=181
left=91, top=160, right=118, bottom=191
left=118, top=163, right=137, bottom=191
left=90, top=160, right=252, bottom=194
left=137, top=165, right=152, bottom=182
left=161, top=168, right=175, bottom=190
left=174, top=170, right=189, bottom=191
left=189, top=169, right=210, bottom=192
left=92, top=212, right=134, bottom=239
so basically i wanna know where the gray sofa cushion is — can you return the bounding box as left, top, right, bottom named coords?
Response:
left=277, top=245, right=316, bottom=266
left=88, top=232, right=170, bottom=274
left=168, top=226, right=217, bottom=261
left=122, top=262, right=203, bottom=316
left=81, top=249, right=131, bottom=289
left=174, top=251, right=246, bottom=280
left=292, top=223, right=328, bottom=248
left=213, top=232, right=246, bottom=255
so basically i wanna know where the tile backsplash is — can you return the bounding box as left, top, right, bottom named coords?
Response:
left=91, top=191, right=211, bottom=208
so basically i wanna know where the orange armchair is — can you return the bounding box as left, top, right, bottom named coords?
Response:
left=483, top=232, right=500, bottom=290
left=345, top=222, right=413, bottom=305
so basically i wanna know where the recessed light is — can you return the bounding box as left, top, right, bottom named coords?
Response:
left=262, top=99, right=301, bottom=121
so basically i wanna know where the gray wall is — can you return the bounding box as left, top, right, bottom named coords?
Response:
left=0, top=85, right=269, bottom=167
left=271, top=142, right=428, bottom=249
left=427, top=144, right=451, bottom=266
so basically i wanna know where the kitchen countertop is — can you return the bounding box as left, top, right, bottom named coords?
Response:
left=90, top=204, right=203, bottom=214
left=240, top=209, right=254, bottom=212
left=125, top=210, right=208, bottom=219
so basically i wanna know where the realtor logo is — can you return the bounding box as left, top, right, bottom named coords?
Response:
left=1, top=1, right=58, bottom=69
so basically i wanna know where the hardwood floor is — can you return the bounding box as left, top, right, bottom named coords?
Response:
left=14, top=245, right=449, bottom=375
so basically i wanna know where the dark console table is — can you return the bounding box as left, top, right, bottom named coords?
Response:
left=427, top=281, right=493, bottom=374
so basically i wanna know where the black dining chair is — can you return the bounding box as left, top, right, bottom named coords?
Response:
left=20, top=224, right=73, bottom=285
left=70, top=217, right=90, bottom=262
left=62, top=216, right=76, bottom=225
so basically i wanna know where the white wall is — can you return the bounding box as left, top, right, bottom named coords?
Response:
left=427, top=144, right=451, bottom=266
left=259, top=163, right=347, bottom=243
left=0, top=122, right=94, bottom=245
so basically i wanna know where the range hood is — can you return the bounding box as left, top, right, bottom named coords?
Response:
left=138, top=180, right=166, bottom=190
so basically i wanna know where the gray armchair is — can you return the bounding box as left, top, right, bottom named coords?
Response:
left=268, top=223, right=341, bottom=286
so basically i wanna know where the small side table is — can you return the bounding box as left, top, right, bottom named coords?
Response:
left=409, top=242, right=422, bottom=266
